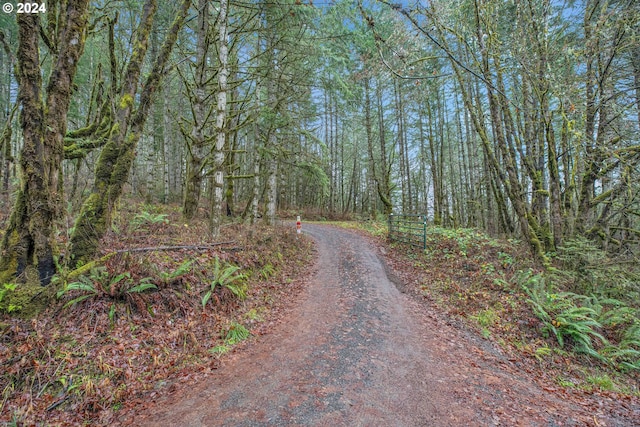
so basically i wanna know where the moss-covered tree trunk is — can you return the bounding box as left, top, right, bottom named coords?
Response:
left=0, top=106, right=16, bottom=197
left=0, top=1, right=89, bottom=286
left=68, top=0, right=157, bottom=265
left=182, top=0, right=210, bottom=221
left=363, top=77, right=378, bottom=219
left=69, top=0, right=191, bottom=265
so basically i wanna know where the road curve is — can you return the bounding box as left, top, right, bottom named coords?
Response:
left=129, top=224, right=618, bottom=427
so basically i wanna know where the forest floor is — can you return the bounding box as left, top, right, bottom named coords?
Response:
left=0, top=204, right=316, bottom=425
left=119, top=223, right=639, bottom=426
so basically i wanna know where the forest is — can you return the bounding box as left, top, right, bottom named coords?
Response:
left=1, top=0, right=639, bottom=283
left=0, top=0, right=639, bottom=424
left=0, top=0, right=639, bottom=284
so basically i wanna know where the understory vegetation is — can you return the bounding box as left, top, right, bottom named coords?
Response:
left=0, top=203, right=314, bottom=425
left=345, top=220, right=640, bottom=397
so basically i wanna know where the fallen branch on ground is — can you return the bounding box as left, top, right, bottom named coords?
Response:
left=108, top=241, right=237, bottom=254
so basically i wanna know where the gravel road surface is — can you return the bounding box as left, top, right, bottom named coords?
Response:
left=131, top=224, right=631, bottom=426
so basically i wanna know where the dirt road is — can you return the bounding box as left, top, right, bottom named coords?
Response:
left=129, top=224, right=631, bottom=426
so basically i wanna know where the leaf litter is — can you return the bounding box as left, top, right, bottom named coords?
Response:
left=0, top=203, right=315, bottom=426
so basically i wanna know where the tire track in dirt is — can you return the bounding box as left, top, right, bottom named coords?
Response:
left=127, top=224, right=627, bottom=426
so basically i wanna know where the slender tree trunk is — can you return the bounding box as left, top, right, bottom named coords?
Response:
left=634, top=45, right=640, bottom=125
left=162, top=93, right=171, bottom=203
left=394, top=80, right=407, bottom=212
left=265, top=155, right=278, bottom=225
left=210, top=0, right=229, bottom=236
left=418, top=110, right=429, bottom=215
left=375, top=81, right=393, bottom=214
left=183, top=0, right=210, bottom=220
left=0, top=106, right=16, bottom=198
left=248, top=141, right=261, bottom=224
left=363, top=78, right=377, bottom=219
left=425, top=96, right=442, bottom=225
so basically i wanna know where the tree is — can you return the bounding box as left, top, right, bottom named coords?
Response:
left=69, top=0, right=192, bottom=265
left=181, top=0, right=212, bottom=221
left=210, top=0, right=230, bottom=236
left=0, top=0, right=90, bottom=285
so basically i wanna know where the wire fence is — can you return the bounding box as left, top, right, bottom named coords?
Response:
left=387, top=214, right=427, bottom=250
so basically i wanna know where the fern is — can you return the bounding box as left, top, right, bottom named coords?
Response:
left=130, top=210, right=169, bottom=230
left=603, top=323, right=640, bottom=371
left=520, top=271, right=606, bottom=358
left=160, top=259, right=193, bottom=284
left=57, top=269, right=102, bottom=307
left=553, top=305, right=606, bottom=358
left=202, top=258, right=246, bottom=309
left=224, top=322, right=250, bottom=345
left=57, top=266, right=157, bottom=307
left=127, top=279, right=157, bottom=294
left=260, top=263, right=276, bottom=280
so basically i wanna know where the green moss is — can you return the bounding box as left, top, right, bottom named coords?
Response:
left=119, top=94, right=134, bottom=109
left=70, top=193, right=107, bottom=265
left=0, top=222, right=22, bottom=285
left=109, top=122, right=120, bottom=136
left=65, top=252, right=114, bottom=282
left=0, top=270, right=47, bottom=318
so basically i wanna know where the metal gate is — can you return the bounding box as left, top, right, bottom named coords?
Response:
left=387, top=214, right=427, bottom=250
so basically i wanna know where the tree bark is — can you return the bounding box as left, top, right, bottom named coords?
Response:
left=1, top=1, right=89, bottom=285
left=363, top=78, right=377, bottom=219
left=183, top=0, right=210, bottom=221
left=375, top=81, right=393, bottom=215
left=210, top=0, right=229, bottom=236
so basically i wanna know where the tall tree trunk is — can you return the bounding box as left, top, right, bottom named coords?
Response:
left=210, top=0, right=229, bottom=236
left=248, top=137, right=261, bottom=224
left=363, top=78, right=377, bottom=219
left=418, top=110, right=429, bottom=215
left=265, top=155, right=278, bottom=225
left=394, top=79, right=407, bottom=212
left=375, top=81, right=393, bottom=214
left=0, top=106, right=16, bottom=198
left=183, top=0, right=210, bottom=220
left=425, top=96, right=442, bottom=225
left=263, top=3, right=280, bottom=226
left=1, top=0, right=90, bottom=285
left=162, top=92, right=171, bottom=204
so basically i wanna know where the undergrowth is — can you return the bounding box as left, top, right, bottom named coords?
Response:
left=0, top=202, right=314, bottom=425
left=348, top=221, right=640, bottom=396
